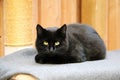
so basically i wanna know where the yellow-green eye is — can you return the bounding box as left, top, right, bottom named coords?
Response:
left=55, top=41, right=60, bottom=46
left=43, top=41, right=48, bottom=45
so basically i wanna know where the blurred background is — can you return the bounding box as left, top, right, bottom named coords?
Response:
left=0, top=0, right=120, bottom=56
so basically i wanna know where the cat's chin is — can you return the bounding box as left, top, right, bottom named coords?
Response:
left=48, top=51, right=55, bottom=54
left=35, top=54, right=49, bottom=64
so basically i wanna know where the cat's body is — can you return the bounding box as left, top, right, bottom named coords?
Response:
left=35, top=23, right=106, bottom=64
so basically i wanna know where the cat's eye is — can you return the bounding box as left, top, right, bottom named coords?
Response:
left=55, top=41, right=60, bottom=46
left=43, top=41, right=48, bottom=46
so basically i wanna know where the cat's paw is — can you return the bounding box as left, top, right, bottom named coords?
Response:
left=35, top=54, right=44, bottom=64
left=80, top=56, right=87, bottom=62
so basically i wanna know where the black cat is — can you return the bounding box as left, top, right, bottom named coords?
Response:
left=35, top=23, right=106, bottom=64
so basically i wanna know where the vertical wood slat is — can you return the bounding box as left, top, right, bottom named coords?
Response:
left=108, top=0, right=120, bottom=50
left=81, top=0, right=108, bottom=49
left=38, top=0, right=41, bottom=25
left=116, top=0, right=120, bottom=49
left=61, top=0, right=81, bottom=25
left=38, top=0, right=81, bottom=27
left=81, top=0, right=96, bottom=27
left=39, top=0, right=61, bottom=27
left=95, top=0, right=108, bottom=48
left=0, top=0, right=4, bottom=57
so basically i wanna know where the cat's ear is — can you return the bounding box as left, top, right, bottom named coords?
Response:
left=57, top=24, right=67, bottom=34
left=36, top=24, right=45, bottom=34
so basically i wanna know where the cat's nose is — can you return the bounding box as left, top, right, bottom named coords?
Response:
left=49, top=47, right=54, bottom=52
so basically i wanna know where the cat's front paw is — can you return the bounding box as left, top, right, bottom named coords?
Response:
left=35, top=54, right=44, bottom=64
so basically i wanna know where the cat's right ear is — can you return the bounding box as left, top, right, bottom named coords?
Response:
left=36, top=24, right=44, bottom=35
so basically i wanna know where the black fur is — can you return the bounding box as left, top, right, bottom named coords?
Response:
left=35, top=23, right=106, bottom=64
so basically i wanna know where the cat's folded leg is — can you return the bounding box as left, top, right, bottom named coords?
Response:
left=35, top=54, right=44, bottom=64
left=70, top=45, right=87, bottom=62
left=70, top=49, right=87, bottom=63
left=79, top=52, right=87, bottom=62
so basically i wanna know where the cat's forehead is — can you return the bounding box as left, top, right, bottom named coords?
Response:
left=43, top=27, right=58, bottom=38
left=46, top=27, right=58, bottom=32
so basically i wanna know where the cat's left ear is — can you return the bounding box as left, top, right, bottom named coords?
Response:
left=57, top=24, right=67, bottom=34
left=36, top=24, right=45, bottom=35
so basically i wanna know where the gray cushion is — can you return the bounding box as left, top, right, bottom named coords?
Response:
left=0, top=48, right=120, bottom=80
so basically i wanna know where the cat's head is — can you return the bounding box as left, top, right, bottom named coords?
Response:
left=36, top=24, right=68, bottom=54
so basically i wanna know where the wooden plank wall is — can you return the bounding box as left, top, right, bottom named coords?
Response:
left=81, top=0, right=120, bottom=50
left=108, top=0, right=120, bottom=50
left=61, top=0, right=81, bottom=24
left=0, top=0, right=4, bottom=57
left=38, top=0, right=120, bottom=50
left=38, top=0, right=80, bottom=27
left=81, top=0, right=108, bottom=49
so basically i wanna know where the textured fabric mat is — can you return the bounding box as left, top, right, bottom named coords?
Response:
left=0, top=48, right=120, bottom=80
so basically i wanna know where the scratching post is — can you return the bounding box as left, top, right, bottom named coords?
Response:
left=4, top=0, right=33, bottom=46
